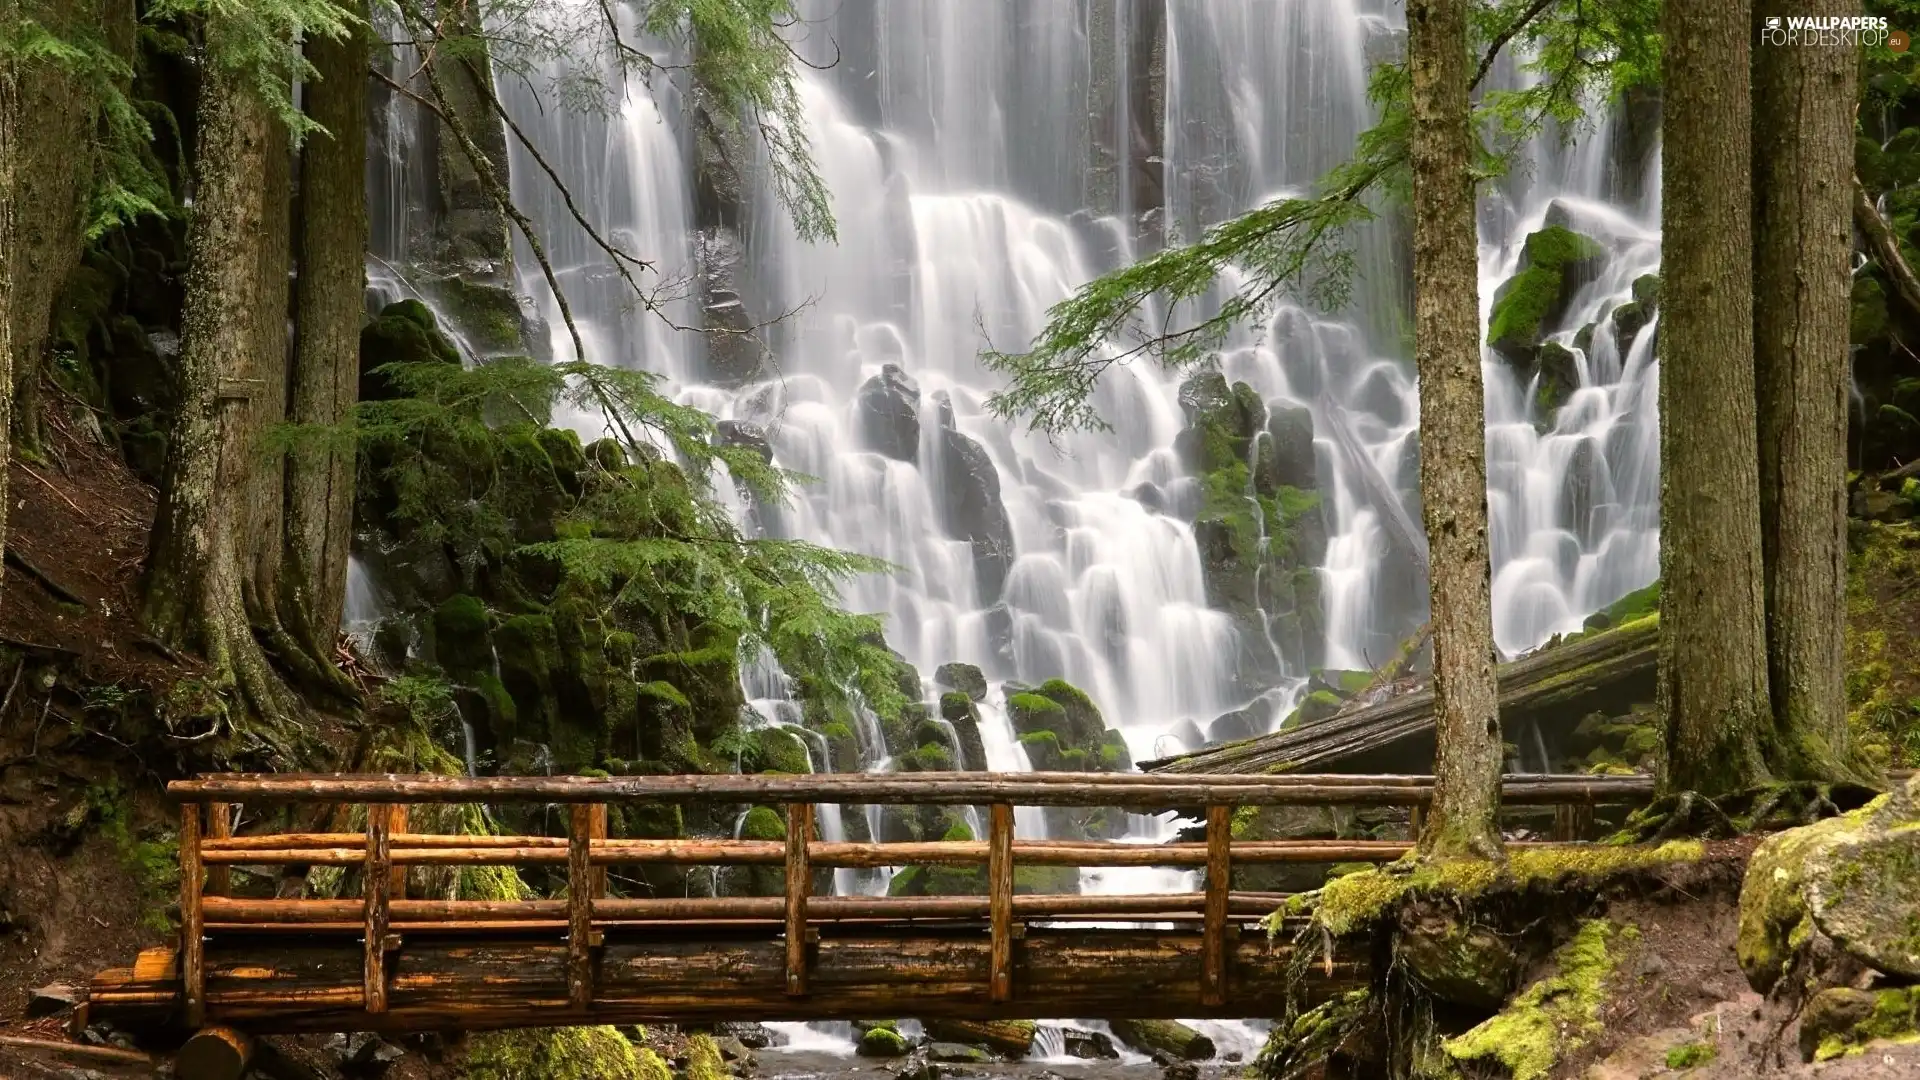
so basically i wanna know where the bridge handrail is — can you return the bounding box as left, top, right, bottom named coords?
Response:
left=159, top=770, right=1653, bottom=1030
left=166, top=770, right=1655, bottom=806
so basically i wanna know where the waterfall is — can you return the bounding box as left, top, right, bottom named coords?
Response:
left=369, top=0, right=1666, bottom=1052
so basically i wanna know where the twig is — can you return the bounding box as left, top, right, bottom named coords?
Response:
left=0, top=658, right=22, bottom=722
left=5, top=547, right=87, bottom=608
left=1470, top=0, right=1558, bottom=93
left=15, top=460, right=87, bottom=519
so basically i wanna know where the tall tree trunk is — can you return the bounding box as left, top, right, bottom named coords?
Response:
left=285, top=1, right=367, bottom=660
left=1407, top=0, right=1502, bottom=860
left=1658, top=0, right=1772, bottom=795
left=1753, top=0, right=1869, bottom=785
left=142, top=44, right=299, bottom=728
left=0, top=52, right=16, bottom=596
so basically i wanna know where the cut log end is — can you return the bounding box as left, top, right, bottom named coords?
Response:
left=177, top=1026, right=254, bottom=1080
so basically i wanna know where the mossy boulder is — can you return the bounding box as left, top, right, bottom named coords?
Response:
left=360, top=299, right=460, bottom=402
left=465, top=1027, right=672, bottom=1080
left=1489, top=226, right=1609, bottom=366
left=635, top=638, right=745, bottom=742
left=1800, top=985, right=1920, bottom=1062
left=1033, top=678, right=1105, bottom=747
left=855, top=1024, right=912, bottom=1058
left=1007, top=692, right=1067, bottom=739
left=1609, top=272, right=1662, bottom=355
left=1108, top=1019, right=1215, bottom=1061
left=433, top=594, right=492, bottom=678
left=938, top=692, right=989, bottom=770
left=1738, top=776, right=1920, bottom=993
left=748, top=726, right=814, bottom=775
left=1533, top=340, right=1580, bottom=427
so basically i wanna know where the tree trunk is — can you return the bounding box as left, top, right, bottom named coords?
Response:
left=142, top=45, right=299, bottom=727
left=1406, top=0, right=1502, bottom=860
left=285, top=2, right=368, bottom=659
left=1753, top=1, right=1869, bottom=785
left=0, top=55, right=17, bottom=601
left=1659, top=0, right=1772, bottom=795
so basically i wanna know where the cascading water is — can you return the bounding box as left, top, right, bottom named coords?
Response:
left=370, top=0, right=1666, bottom=1059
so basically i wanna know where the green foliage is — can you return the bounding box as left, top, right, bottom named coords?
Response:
left=1665, top=1040, right=1718, bottom=1069
left=146, top=0, right=358, bottom=142
left=354, top=348, right=906, bottom=740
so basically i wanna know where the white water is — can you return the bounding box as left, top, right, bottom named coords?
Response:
left=362, top=0, right=1665, bottom=1051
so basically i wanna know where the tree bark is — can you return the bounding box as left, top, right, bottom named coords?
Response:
left=1753, top=0, right=1869, bottom=784
left=286, top=0, right=367, bottom=653
left=1659, top=0, right=1772, bottom=795
left=142, top=43, right=299, bottom=726
left=0, top=53, right=17, bottom=605
left=1407, top=0, right=1503, bottom=860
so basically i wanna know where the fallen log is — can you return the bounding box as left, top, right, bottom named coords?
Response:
left=1146, top=616, right=1658, bottom=774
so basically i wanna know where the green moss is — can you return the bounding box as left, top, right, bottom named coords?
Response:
left=1301, top=841, right=1703, bottom=938
left=1489, top=227, right=1607, bottom=355
left=1440, top=920, right=1629, bottom=1080
left=749, top=726, right=813, bottom=774
left=739, top=805, right=786, bottom=842
left=1665, top=1041, right=1717, bottom=1069
left=466, top=1027, right=667, bottom=1080
left=683, top=1033, right=727, bottom=1080
left=1814, top=986, right=1920, bottom=1061
left=856, top=1025, right=911, bottom=1057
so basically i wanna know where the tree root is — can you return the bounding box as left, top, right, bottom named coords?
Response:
left=1610, top=780, right=1882, bottom=842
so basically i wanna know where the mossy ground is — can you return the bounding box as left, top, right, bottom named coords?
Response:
left=1438, top=919, right=1634, bottom=1080
left=1846, top=523, right=1920, bottom=767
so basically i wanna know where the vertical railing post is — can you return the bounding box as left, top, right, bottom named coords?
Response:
left=386, top=805, right=409, bottom=899
left=204, top=802, right=232, bottom=898
left=180, top=802, right=205, bottom=1027
left=588, top=803, right=609, bottom=900
left=1409, top=803, right=1426, bottom=840
left=784, top=803, right=813, bottom=996
left=988, top=802, right=1014, bottom=1003
left=568, top=803, right=596, bottom=1010
left=1201, top=803, right=1232, bottom=1007
left=363, top=803, right=392, bottom=1015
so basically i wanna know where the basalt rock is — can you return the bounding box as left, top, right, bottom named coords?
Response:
left=931, top=395, right=1017, bottom=603
left=1489, top=226, right=1609, bottom=368
left=698, top=227, right=763, bottom=387
left=934, top=662, right=988, bottom=702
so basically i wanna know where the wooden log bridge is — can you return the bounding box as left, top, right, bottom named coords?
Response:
left=86, top=771, right=1653, bottom=1038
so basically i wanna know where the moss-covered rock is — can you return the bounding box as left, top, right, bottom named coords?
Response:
left=1008, top=692, right=1067, bottom=739
left=1533, top=340, right=1580, bottom=427
left=856, top=1024, right=912, bottom=1058
left=465, top=1027, right=672, bottom=1080
left=1488, top=226, right=1609, bottom=364
left=433, top=594, right=492, bottom=678
left=1281, top=689, right=1344, bottom=730
left=1737, top=777, right=1920, bottom=993
left=1802, top=985, right=1920, bottom=1061
left=1439, top=919, right=1633, bottom=1080
left=1108, top=1019, right=1215, bottom=1061
left=360, top=299, right=460, bottom=402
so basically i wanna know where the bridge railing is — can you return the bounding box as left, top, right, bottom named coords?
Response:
left=162, top=771, right=1653, bottom=1027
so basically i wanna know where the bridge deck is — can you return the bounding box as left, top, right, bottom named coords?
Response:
left=85, top=771, right=1652, bottom=1036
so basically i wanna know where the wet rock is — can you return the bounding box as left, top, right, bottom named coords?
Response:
left=1208, top=705, right=1262, bottom=744
left=1109, top=1019, right=1215, bottom=1062
left=858, top=363, right=922, bottom=461
left=1259, top=403, right=1318, bottom=493
left=1609, top=274, right=1661, bottom=356
left=1533, top=340, right=1581, bottom=427
left=892, top=1059, right=944, bottom=1080
left=26, top=983, right=79, bottom=1017
left=716, top=419, right=774, bottom=466
left=1127, top=481, right=1166, bottom=513
left=1061, top=1028, right=1119, bottom=1060
left=327, top=1032, right=406, bottom=1073
left=1800, top=987, right=1880, bottom=1061
left=698, top=227, right=763, bottom=387
left=938, top=693, right=990, bottom=771
left=926, top=1043, right=994, bottom=1064
left=1171, top=718, right=1209, bottom=752
left=934, top=662, right=987, bottom=702
left=1739, top=775, right=1920, bottom=994
left=932, top=400, right=1017, bottom=602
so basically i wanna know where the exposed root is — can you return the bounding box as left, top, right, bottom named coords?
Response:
left=1611, top=781, right=1881, bottom=842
